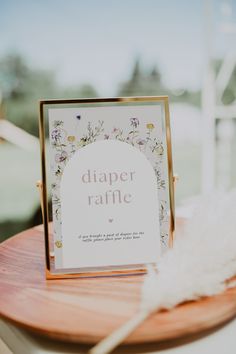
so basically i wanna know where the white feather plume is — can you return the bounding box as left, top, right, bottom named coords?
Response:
left=141, top=190, right=236, bottom=313
left=89, top=190, right=236, bottom=354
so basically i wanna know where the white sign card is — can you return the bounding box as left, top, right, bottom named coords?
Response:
left=39, top=97, right=174, bottom=277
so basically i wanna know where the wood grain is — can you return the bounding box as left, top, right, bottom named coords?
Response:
left=0, top=222, right=236, bottom=344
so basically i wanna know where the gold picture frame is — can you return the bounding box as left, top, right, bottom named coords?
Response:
left=38, top=96, right=175, bottom=279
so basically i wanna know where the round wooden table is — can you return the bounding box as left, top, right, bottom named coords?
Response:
left=1, top=223, right=236, bottom=347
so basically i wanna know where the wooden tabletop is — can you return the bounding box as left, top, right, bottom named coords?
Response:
left=0, top=223, right=236, bottom=345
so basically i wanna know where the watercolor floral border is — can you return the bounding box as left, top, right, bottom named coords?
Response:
left=49, top=116, right=169, bottom=254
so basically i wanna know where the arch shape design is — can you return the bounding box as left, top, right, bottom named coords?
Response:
left=60, top=140, right=161, bottom=269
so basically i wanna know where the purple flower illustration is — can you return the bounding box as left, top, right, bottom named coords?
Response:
left=55, top=151, right=68, bottom=163
left=136, top=139, right=146, bottom=151
left=130, top=117, right=139, bottom=128
left=112, top=127, right=119, bottom=134
left=51, top=128, right=62, bottom=142
left=136, top=138, right=146, bottom=146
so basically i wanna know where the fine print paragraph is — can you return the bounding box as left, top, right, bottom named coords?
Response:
left=78, top=231, right=145, bottom=243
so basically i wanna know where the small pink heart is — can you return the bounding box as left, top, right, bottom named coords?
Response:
left=109, top=219, right=113, bottom=223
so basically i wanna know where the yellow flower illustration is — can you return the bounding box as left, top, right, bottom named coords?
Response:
left=146, top=123, right=154, bottom=130
left=55, top=240, right=63, bottom=248
left=67, top=135, right=76, bottom=142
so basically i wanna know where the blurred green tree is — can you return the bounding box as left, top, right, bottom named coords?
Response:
left=118, top=58, right=200, bottom=106
left=118, top=58, right=166, bottom=96
left=0, top=54, right=98, bottom=137
left=0, top=54, right=58, bottom=136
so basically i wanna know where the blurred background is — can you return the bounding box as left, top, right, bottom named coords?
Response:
left=0, top=0, right=236, bottom=241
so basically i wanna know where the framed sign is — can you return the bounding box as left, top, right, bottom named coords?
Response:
left=39, top=96, right=175, bottom=279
